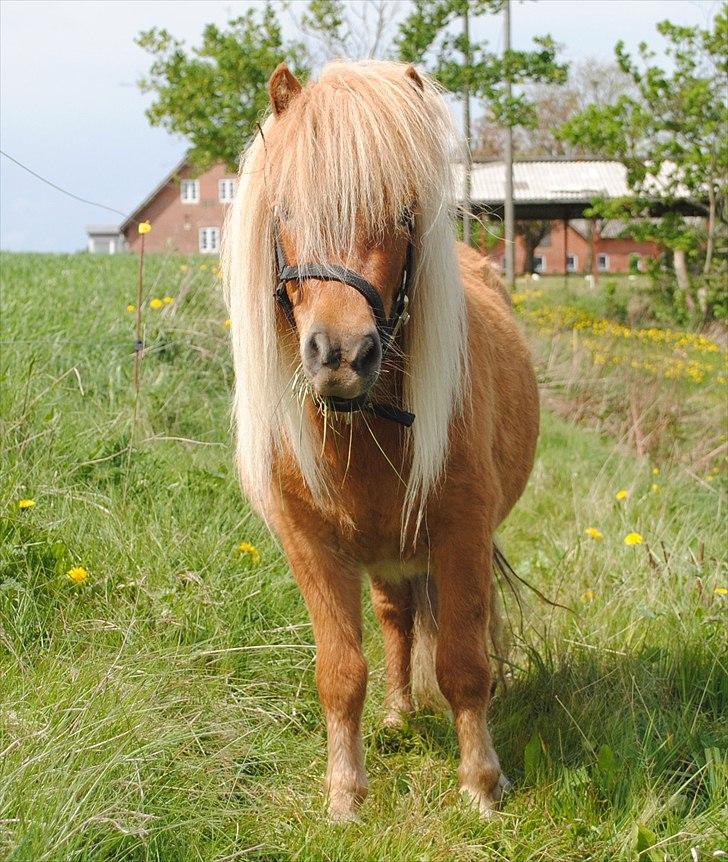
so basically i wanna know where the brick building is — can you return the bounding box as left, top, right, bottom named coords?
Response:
left=117, top=158, right=238, bottom=255
left=486, top=219, right=661, bottom=275
left=89, top=157, right=666, bottom=271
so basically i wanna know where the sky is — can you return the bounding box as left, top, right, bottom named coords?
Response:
left=0, top=0, right=720, bottom=252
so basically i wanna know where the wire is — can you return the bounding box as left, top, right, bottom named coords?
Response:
left=0, top=149, right=130, bottom=222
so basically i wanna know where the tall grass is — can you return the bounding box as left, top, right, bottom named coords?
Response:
left=1, top=254, right=726, bottom=861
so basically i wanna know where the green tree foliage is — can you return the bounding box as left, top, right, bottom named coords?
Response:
left=559, top=8, right=728, bottom=321
left=137, top=4, right=307, bottom=171
left=396, top=0, right=567, bottom=128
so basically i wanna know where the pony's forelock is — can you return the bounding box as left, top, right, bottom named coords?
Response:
left=223, top=60, right=468, bottom=534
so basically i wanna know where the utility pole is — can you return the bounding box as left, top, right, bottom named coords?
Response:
left=462, top=3, right=472, bottom=246
left=503, top=0, right=515, bottom=289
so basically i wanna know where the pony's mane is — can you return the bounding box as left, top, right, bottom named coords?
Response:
left=222, top=60, right=469, bottom=535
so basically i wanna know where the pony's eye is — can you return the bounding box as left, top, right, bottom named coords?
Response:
left=398, top=206, right=415, bottom=228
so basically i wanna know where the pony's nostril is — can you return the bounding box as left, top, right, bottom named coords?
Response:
left=352, top=332, right=381, bottom=377
left=305, top=330, right=341, bottom=374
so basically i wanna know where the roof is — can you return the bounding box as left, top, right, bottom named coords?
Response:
left=460, top=160, right=630, bottom=205
left=119, top=155, right=188, bottom=234
left=86, top=224, right=122, bottom=236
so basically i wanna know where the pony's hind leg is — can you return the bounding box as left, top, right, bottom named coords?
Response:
left=433, top=537, right=507, bottom=817
left=370, top=576, right=414, bottom=727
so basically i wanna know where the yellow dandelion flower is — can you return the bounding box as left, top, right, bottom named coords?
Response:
left=706, top=475, right=714, bottom=483
left=651, top=483, right=660, bottom=493
left=200, top=264, right=208, bottom=271
left=652, top=467, right=660, bottom=476
left=616, top=490, right=629, bottom=501
left=624, top=532, right=643, bottom=546
left=714, top=586, right=728, bottom=596
left=582, top=589, right=595, bottom=601
left=17, top=498, right=35, bottom=510
left=126, top=303, right=136, bottom=313
left=180, top=264, right=188, bottom=272
left=584, top=527, right=603, bottom=540
left=224, top=319, right=232, bottom=328
left=163, top=296, right=174, bottom=305
left=67, top=566, right=89, bottom=584
left=238, top=542, right=260, bottom=565
left=138, top=221, right=152, bottom=235
left=149, top=298, right=163, bottom=310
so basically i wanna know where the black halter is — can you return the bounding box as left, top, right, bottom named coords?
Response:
left=273, top=218, right=416, bottom=427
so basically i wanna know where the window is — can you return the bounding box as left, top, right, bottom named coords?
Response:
left=597, top=253, right=609, bottom=272
left=219, top=179, right=236, bottom=203
left=533, top=255, right=546, bottom=273
left=199, top=227, right=220, bottom=254
left=180, top=179, right=199, bottom=204
left=501, top=257, right=507, bottom=272
left=567, top=254, right=578, bottom=273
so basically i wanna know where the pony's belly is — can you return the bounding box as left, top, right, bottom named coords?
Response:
left=364, top=553, right=429, bottom=583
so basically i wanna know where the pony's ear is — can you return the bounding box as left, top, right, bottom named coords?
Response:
left=269, top=63, right=302, bottom=117
left=405, top=64, right=424, bottom=92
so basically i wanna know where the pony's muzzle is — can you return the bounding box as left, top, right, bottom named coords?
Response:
left=303, top=327, right=381, bottom=399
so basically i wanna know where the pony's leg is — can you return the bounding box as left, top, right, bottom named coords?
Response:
left=433, top=540, right=507, bottom=816
left=370, top=576, right=414, bottom=727
left=280, top=529, right=368, bottom=821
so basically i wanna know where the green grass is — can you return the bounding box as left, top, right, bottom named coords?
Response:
left=1, top=252, right=726, bottom=861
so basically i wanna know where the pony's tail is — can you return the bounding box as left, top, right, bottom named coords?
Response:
left=410, top=546, right=510, bottom=711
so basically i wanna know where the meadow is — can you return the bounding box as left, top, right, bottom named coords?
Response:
left=1, top=253, right=726, bottom=861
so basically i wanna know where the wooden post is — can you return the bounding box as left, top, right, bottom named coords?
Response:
left=562, top=212, right=568, bottom=288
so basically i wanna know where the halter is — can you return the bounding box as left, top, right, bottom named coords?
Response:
left=273, top=216, right=416, bottom=427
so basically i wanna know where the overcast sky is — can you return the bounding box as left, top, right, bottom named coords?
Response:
left=0, top=0, right=719, bottom=252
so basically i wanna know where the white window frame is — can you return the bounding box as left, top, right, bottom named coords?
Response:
left=567, top=254, right=578, bottom=273
left=597, top=253, right=610, bottom=272
left=533, top=255, right=546, bottom=273
left=199, top=226, right=220, bottom=254
left=180, top=179, right=200, bottom=204
left=219, top=179, right=236, bottom=203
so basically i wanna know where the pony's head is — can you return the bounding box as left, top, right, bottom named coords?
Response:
left=223, top=60, right=468, bottom=528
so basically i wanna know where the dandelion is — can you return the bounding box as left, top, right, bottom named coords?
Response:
left=180, top=264, right=188, bottom=272
left=651, top=483, right=660, bottom=493
left=127, top=303, right=136, bottom=313
left=616, top=490, right=629, bottom=501
left=582, top=589, right=595, bottom=601
left=163, top=296, right=174, bottom=305
left=652, top=467, right=660, bottom=476
left=138, top=221, right=152, bottom=235
left=224, top=319, right=232, bottom=328
left=200, top=264, right=208, bottom=271
left=17, top=498, right=35, bottom=510
left=67, top=566, right=89, bottom=584
left=585, top=527, right=604, bottom=540
left=238, top=542, right=260, bottom=565
left=714, top=587, right=727, bottom=596
left=624, top=532, right=643, bottom=546
left=149, top=298, right=163, bottom=310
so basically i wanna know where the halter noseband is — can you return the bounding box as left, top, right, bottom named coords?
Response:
left=273, top=217, right=416, bottom=427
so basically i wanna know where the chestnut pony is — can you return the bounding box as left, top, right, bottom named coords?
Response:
left=223, top=60, right=539, bottom=820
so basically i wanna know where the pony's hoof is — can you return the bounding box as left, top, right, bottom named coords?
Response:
left=382, top=709, right=411, bottom=729
left=460, top=773, right=511, bottom=818
left=326, top=784, right=367, bottom=824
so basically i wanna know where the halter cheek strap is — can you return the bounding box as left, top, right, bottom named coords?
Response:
left=273, top=220, right=415, bottom=427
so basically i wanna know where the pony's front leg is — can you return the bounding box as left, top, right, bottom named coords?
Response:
left=433, top=537, right=507, bottom=817
left=279, top=526, right=368, bottom=821
left=370, top=576, right=414, bottom=727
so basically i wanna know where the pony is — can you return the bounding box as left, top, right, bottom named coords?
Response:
left=222, top=59, right=539, bottom=821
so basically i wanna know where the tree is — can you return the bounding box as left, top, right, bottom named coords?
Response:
left=559, top=9, right=728, bottom=321
left=137, top=4, right=307, bottom=171
left=473, top=59, right=634, bottom=159
left=397, top=0, right=567, bottom=245
left=291, top=0, right=402, bottom=62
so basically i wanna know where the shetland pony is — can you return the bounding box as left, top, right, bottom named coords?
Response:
left=223, top=60, right=539, bottom=820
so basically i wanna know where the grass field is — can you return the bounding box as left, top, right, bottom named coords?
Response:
left=1, top=253, right=726, bottom=861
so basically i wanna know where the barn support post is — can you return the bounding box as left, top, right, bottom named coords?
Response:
left=562, top=211, right=568, bottom=288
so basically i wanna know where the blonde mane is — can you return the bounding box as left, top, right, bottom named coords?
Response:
left=222, top=60, right=469, bottom=528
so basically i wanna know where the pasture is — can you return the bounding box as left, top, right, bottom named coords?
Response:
left=1, top=253, right=726, bottom=861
